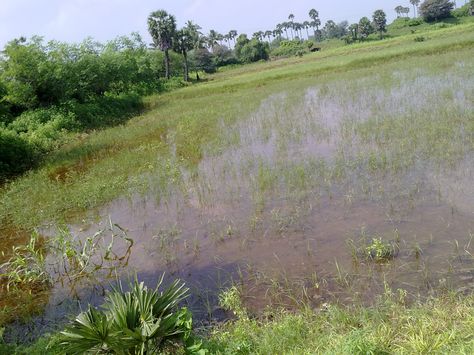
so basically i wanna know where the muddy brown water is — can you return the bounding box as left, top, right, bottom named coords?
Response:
left=2, top=68, right=474, bottom=341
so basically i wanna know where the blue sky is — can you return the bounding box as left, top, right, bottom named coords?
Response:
left=0, top=0, right=443, bottom=47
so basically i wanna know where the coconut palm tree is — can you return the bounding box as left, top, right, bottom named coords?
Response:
left=228, top=30, right=238, bottom=47
left=148, top=10, right=177, bottom=79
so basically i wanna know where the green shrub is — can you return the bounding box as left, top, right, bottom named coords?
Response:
left=451, top=3, right=471, bottom=17
left=0, top=127, right=38, bottom=180
left=408, top=18, right=424, bottom=26
left=57, top=277, right=202, bottom=354
left=239, top=40, right=270, bottom=63
left=271, top=40, right=309, bottom=57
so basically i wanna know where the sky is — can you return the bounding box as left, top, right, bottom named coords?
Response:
left=0, top=0, right=433, bottom=48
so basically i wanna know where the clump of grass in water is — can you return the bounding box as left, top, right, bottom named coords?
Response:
left=0, top=231, right=50, bottom=291
left=365, top=237, right=396, bottom=262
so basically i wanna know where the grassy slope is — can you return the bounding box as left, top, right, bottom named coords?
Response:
left=1, top=21, right=473, bottom=230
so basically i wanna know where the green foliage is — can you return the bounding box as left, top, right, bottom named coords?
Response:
left=0, top=232, right=50, bottom=290
left=373, top=10, right=388, bottom=38
left=206, top=293, right=474, bottom=354
left=365, top=238, right=395, bottom=261
left=451, top=3, right=472, bottom=17
left=238, top=40, right=270, bottom=63
left=190, top=48, right=216, bottom=74
left=212, top=45, right=238, bottom=67
left=358, top=17, right=375, bottom=40
left=271, top=40, right=311, bottom=57
left=408, top=18, right=424, bottom=26
left=0, top=127, right=38, bottom=180
left=58, top=277, right=201, bottom=354
left=414, top=35, right=426, bottom=41
left=420, top=0, right=455, bottom=21
left=219, top=287, right=248, bottom=320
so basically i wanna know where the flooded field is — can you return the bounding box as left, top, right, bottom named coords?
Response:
left=2, top=60, right=474, bottom=340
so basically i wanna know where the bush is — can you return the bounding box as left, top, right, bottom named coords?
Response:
left=238, top=40, right=270, bottom=63
left=271, top=40, right=310, bottom=57
left=420, top=0, right=454, bottom=21
left=57, top=278, right=202, bottom=354
left=408, top=18, right=424, bottom=26
left=0, top=127, right=38, bottom=180
left=451, top=3, right=471, bottom=17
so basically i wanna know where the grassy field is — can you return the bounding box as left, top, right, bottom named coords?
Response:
left=0, top=18, right=474, bottom=354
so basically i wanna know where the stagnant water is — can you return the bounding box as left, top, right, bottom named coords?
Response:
left=3, top=65, right=474, bottom=341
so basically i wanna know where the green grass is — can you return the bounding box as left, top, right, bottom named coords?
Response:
left=3, top=291, right=473, bottom=354
left=1, top=21, right=473, bottom=230
left=206, top=292, right=474, bottom=354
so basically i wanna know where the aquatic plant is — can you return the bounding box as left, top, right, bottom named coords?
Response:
left=0, top=231, right=50, bottom=291
left=365, top=237, right=395, bottom=262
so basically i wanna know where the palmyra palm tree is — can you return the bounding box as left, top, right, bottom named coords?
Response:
left=147, top=9, right=176, bottom=79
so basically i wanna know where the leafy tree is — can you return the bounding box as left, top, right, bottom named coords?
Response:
left=419, top=0, right=454, bottom=21
left=234, top=34, right=269, bottom=63
left=212, top=45, right=238, bottom=67
left=349, top=23, right=359, bottom=42
left=148, top=10, right=177, bottom=79
left=372, top=10, right=387, bottom=39
left=358, top=17, right=374, bottom=40
left=410, top=0, right=422, bottom=17
left=189, top=48, right=216, bottom=75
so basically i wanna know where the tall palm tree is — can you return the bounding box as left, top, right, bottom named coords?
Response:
left=279, top=23, right=289, bottom=40
left=395, top=5, right=403, bottom=17
left=228, top=30, right=238, bottom=47
left=273, top=28, right=283, bottom=41
left=174, top=23, right=197, bottom=81
left=207, top=29, right=220, bottom=50
left=303, top=21, right=310, bottom=39
left=309, top=9, right=321, bottom=41
left=265, top=30, right=273, bottom=43
left=148, top=10, right=177, bottom=79
left=410, top=0, right=421, bottom=18
left=288, top=14, right=295, bottom=39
